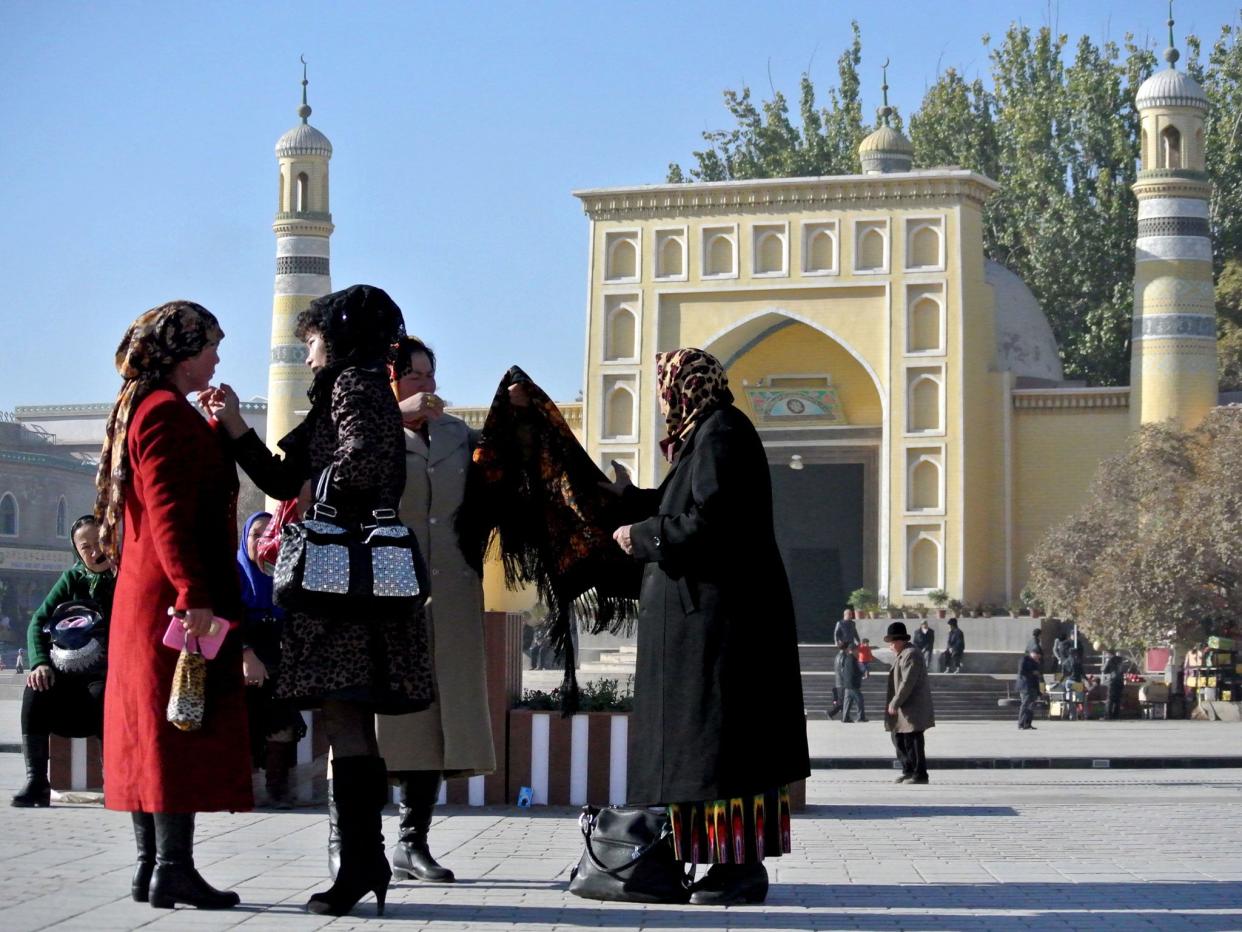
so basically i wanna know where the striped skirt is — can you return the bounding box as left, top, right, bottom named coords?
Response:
left=667, top=786, right=792, bottom=865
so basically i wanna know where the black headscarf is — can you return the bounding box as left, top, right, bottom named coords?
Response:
left=301, top=284, right=407, bottom=407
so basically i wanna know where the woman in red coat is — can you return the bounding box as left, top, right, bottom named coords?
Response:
left=96, top=301, right=252, bottom=910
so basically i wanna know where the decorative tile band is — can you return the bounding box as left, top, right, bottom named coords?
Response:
left=1137, top=217, right=1211, bottom=239
left=274, top=273, right=332, bottom=296
left=276, top=255, right=330, bottom=276
left=1132, top=314, right=1216, bottom=340
left=1138, top=197, right=1210, bottom=221
left=1135, top=236, right=1213, bottom=263
left=1012, top=388, right=1130, bottom=410
left=270, top=343, right=307, bottom=365
left=276, top=235, right=331, bottom=258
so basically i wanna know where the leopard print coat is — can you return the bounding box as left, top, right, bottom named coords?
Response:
left=233, top=365, right=433, bottom=715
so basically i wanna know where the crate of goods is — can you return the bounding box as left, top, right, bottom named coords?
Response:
left=1208, top=636, right=1234, bottom=650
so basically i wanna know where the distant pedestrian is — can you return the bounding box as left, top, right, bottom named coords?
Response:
left=944, top=619, right=964, bottom=673
left=835, top=641, right=866, bottom=723
left=912, top=620, right=935, bottom=672
left=884, top=623, right=934, bottom=784
left=1017, top=648, right=1042, bottom=730
left=15, top=648, right=26, bottom=675
left=1101, top=650, right=1125, bottom=720
left=833, top=610, right=860, bottom=649
left=857, top=638, right=875, bottom=678
left=1026, top=627, right=1043, bottom=653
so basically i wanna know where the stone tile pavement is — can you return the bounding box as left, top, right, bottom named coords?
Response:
left=2, top=741, right=1241, bottom=931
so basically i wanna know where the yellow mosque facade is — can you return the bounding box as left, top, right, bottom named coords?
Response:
left=572, top=56, right=1218, bottom=641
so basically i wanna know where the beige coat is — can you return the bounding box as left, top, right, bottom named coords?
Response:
left=376, top=415, right=496, bottom=776
left=884, top=645, right=936, bottom=733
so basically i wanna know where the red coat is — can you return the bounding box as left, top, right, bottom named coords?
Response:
left=104, top=388, right=253, bottom=814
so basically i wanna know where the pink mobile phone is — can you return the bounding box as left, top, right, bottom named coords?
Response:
left=162, top=609, right=234, bottom=660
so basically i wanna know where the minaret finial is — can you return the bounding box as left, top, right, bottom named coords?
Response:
left=1164, top=1, right=1180, bottom=68
left=878, top=57, right=893, bottom=126
left=298, top=54, right=312, bottom=123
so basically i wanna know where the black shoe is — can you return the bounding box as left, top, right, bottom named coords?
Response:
left=909, top=776, right=930, bottom=785
left=11, top=735, right=51, bottom=808
left=148, top=813, right=240, bottom=909
left=689, top=863, right=768, bottom=906
left=131, top=813, right=156, bottom=903
left=392, top=771, right=454, bottom=883
left=306, top=757, right=391, bottom=917
left=894, top=774, right=913, bottom=783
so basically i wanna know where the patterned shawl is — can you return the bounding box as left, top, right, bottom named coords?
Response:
left=95, top=301, right=223, bottom=558
left=465, top=366, right=641, bottom=712
left=656, top=348, right=734, bottom=462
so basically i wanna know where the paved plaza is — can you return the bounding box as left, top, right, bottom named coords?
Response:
left=2, top=729, right=1242, bottom=932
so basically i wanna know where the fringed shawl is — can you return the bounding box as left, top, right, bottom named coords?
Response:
left=464, top=366, right=641, bottom=712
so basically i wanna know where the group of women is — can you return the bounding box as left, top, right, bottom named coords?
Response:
left=12, top=284, right=808, bottom=914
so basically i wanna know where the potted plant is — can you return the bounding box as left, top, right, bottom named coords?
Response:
left=848, top=588, right=877, bottom=620
left=947, top=598, right=964, bottom=619
left=1007, top=600, right=1022, bottom=618
left=1020, top=585, right=1044, bottom=618
left=928, top=589, right=949, bottom=619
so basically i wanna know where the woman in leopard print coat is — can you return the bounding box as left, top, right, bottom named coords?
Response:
left=208, top=284, right=431, bottom=916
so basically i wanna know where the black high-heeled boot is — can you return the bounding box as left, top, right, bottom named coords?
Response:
left=148, top=813, right=240, bottom=909
left=131, top=813, right=156, bottom=902
left=306, top=756, right=391, bottom=917
left=392, top=770, right=454, bottom=883
left=689, top=862, right=769, bottom=906
left=11, top=735, right=51, bottom=808
left=326, top=779, right=341, bottom=880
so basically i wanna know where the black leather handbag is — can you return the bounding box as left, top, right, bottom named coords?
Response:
left=567, top=806, right=692, bottom=904
left=274, top=467, right=426, bottom=615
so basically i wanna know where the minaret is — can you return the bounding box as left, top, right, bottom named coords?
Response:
left=1130, top=6, right=1217, bottom=429
left=267, top=58, right=333, bottom=445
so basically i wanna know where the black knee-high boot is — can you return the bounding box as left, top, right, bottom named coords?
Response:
left=326, top=779, right=341, bottom=880
left=11, top=735, right=51, bottom=807
left=148, top=813, right=240, bottom=910
left=131, top=813, right=156, bottom=902
left=392, top=770, right=454, bottom=882
left=306, top=757, right=391, bottom=916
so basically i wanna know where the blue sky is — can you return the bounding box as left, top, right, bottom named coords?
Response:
left=1, top=1, right=1236, bottom=409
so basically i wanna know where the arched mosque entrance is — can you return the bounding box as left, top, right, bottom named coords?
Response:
left=709, top=313, right=884, bottom=643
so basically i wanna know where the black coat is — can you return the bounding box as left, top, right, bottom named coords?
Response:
left=625, top=404, right=809, bottom=804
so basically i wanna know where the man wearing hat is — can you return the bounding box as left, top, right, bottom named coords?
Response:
left=1017, top=646, right=1043, bottom=730
left=883, top=622, right=935, bottom=784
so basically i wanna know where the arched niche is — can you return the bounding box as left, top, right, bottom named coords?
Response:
left=607, top=237, right=638, bottom=280
left=908, top=375, right=941, bottom=433
left=807, top=229, right=836, bottom=273
left=605, top=304, right=637, bottom=360
left=658, top=235, right=684, bottom=278
left=706, top=234, right=734, bottom=276
left=908, top=296, right=942, bottom=353
left=1141, top=128, right=1149, bottom=171
left=908, top=223, right=941, bottom=269
left=908, top=534, right=940, bottom=590
left=857, top=226, right=886, bottom=271
left=296, top=172, right=310, bottom=212
left=604, top=384, right=636, bottom=438
left=753, top=227, right=785, bottom=275
left=909, top=458, right=940, bottom=511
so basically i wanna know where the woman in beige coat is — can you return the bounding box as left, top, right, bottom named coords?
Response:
left=367, top=337, right=498, bottom=883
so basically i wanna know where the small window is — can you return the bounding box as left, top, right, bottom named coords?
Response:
left=605, top=385, right=636, bottom=438
left=0, top=493, right=18, bottom=537
left=278, top=171, right=286, bottom=211
left=296, top=172, right=310, bottom=212
left=608, top=239, right=637, bottom=279
left=1161, top=126, right=1182, bottom=170
left=808, top=230, right=835, bottom=272
left=659, top=236, right=684, bottom=278
left=55, top=497, right=68, bottom=538
left=908, top=223, right=941, bottom=269
left=909, top=536, right=940, bottom=590
left=752, top=225, right=787, bottom=276
left=910, top=459, right=940, bottom=511
left=605, top=305, right=637, bottom=361
left=909, top=376, right=941, bottom=432
left=909, top=296, right=942, bottom=353
left=1141, top=128, right=1149, bottom=172
left=855, top=221, right=888, bottom=272
left=707, top=235, right=734, bottom=276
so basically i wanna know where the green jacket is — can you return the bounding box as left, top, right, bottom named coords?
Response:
left=27, top=564, right=115, bottom=670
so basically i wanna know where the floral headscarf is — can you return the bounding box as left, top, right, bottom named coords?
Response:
left=656, top=348, right=734, bottom=462
left=95, top=301, right=223, bottom=557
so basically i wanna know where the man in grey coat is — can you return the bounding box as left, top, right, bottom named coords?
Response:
left=884, top=622, right=935, bottom=784
left=833, top=609, right=860, bottom=649
left=834, top=641, right=866, bottom=723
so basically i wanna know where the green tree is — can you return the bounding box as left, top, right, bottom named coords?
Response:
left=1027, top=408, right=1242, bottom=651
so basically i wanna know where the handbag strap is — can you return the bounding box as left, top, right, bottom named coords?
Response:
left=577, top=809, right=692, bottom=885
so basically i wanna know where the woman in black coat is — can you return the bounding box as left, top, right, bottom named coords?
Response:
left=612, top=348, right=809, bottom=906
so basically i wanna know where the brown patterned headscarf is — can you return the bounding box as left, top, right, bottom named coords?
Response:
left=656, top=348, right=734, bottom=462
left=95, top=301, right=224, bottom=558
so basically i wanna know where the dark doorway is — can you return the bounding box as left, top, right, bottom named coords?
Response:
left=768, top=462, right=865, bottom=642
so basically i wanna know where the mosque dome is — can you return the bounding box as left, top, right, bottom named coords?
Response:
left=275, top=121, right=333, bottom=159
left=986, top=260, right=1064, bottom=382
left=1135, top=67, right=1208, bottom=111
left=859, top=125, right=913, bottom=174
